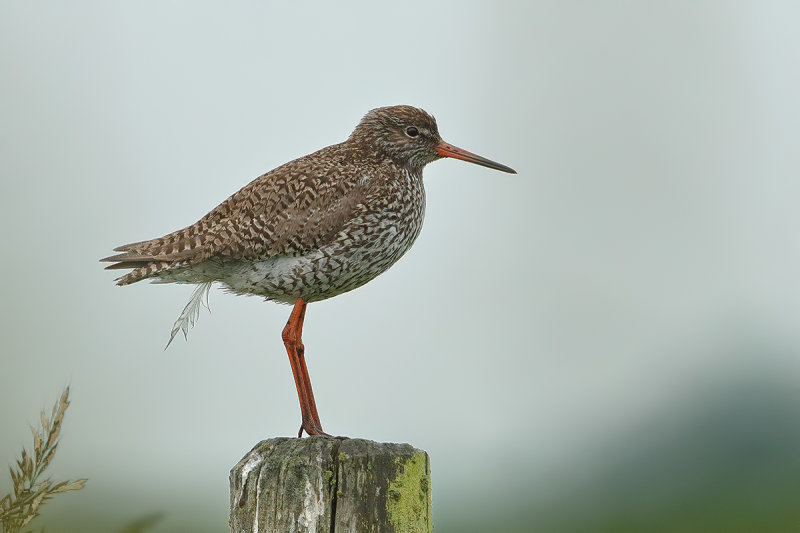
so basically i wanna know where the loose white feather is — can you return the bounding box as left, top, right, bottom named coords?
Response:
left=166, top=282, right=213, bottom=349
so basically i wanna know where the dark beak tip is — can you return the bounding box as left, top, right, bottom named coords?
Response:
left=486, top=162, right=517, bottom=174
left=496, top=164, right=517, bottom=174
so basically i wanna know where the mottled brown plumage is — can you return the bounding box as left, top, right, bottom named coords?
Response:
left=101, top=105, right=515, bottom=436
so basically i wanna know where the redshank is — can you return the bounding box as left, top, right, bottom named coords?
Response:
left=102, top=105, right=516, bottom=437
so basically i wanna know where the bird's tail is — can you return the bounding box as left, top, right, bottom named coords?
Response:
left=100, top=234, right=199, bottom=285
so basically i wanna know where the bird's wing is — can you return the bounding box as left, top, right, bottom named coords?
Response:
left=101, top=146, right=367, bottom=284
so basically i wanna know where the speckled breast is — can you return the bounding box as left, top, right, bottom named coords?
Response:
left=221, top=169, right=426, bottom=303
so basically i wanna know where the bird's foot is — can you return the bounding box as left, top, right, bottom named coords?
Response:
left=297, top=420, right=346, bottom=439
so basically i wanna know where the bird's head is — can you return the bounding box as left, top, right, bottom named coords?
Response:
left=349, top=105, right=516, bottom=174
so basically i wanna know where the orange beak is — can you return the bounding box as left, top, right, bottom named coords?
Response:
left=436, top=141, right=516, bottom=174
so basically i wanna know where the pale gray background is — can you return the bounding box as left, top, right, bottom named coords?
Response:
left=2, top=2, right=799, bottom=532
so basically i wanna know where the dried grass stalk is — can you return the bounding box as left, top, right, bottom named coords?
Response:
left=0, top=387, right=87, bottom=533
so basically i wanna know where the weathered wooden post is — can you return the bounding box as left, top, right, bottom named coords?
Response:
left=229, top=437, right=432, bottom=533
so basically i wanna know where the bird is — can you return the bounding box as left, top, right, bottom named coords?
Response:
left=101, top=105, right=516, bottom=437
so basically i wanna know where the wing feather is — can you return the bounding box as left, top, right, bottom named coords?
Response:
left=101, top=144, right=367, bottom=285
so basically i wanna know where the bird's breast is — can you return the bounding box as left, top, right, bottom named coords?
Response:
left=221, top=168, right=426, bottom=302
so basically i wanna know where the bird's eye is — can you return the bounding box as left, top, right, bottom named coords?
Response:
left=405, top=126, right=419, bottom=138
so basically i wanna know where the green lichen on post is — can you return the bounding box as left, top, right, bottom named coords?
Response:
left=386, top=451, right=432, bottom=533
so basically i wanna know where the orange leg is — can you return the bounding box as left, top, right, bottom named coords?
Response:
left=282, top=298, right=329, bottom=437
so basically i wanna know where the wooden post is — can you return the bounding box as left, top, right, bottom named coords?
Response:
left=229, top=437, right=432, bottom=533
